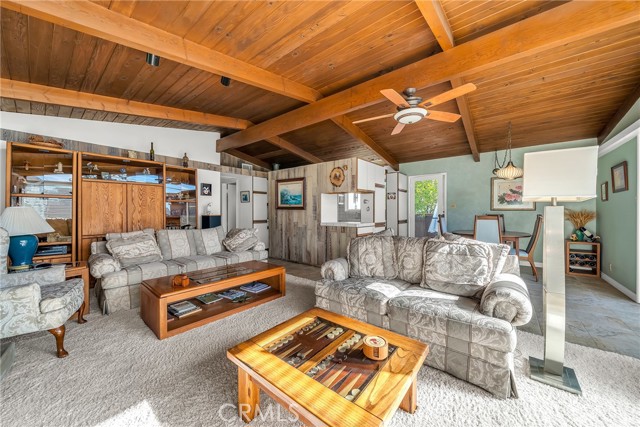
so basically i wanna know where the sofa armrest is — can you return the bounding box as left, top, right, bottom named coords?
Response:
left=0, top=283, right=41, bottom=338
left=252, top=241, right=266, bottom=251
left=320, top=258, right=349, bottom=281
left=0, top=265, right=66, bottom=289
left=480, top=273, right=532, bottom=326
left=88, top=253, right=121, bottom=279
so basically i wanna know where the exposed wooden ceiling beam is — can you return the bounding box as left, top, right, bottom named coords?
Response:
left=330, top=117, right=399, bottom=170
left=216, top=1, right=638, bottom=152
left=226, top=149, right=272, bottom=171
left=1, top=78, right=324, bottom=165
left=0, top=78, right=252, bottom=130
left=255, top=149, right=289, bottom=160
left=417, top=1, right=480, bottom=161
left=597, top=84, right=640, bottom=144
left=1, top=0, right=321, bottom=103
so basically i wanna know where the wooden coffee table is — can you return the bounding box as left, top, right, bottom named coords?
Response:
left=140, top=261, right=285, bottom=339
left=227, top=308, right=429, bottom=427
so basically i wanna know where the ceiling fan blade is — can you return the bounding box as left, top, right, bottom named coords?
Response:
left=380, top=89, right=409, bottom=108
left=419, top=83, right=477, bottom=108
left=425, top=110, right=462, bottom=123
left=352, top=113, right=395, bottom=124
left=391, top=122, right=406, bottom=135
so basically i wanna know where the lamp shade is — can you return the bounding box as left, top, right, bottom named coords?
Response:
left=522, top=146, right=598, bottom=202
left=0, top=206, right=55, bottom=236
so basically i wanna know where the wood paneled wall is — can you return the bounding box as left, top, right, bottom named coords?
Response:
left=268, top=158, right=360, bottom=266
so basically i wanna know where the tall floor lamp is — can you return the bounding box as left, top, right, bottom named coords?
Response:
left=522, top=146, right=598, bottom=395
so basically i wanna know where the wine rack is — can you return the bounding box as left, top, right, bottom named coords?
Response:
left=565, top=240, right=600, bottom=277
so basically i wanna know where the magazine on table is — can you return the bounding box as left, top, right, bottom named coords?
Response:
left=196, top=292, right=223, bottom=304
left=168, top=300, right=198, bottom=314
left=240, top=282, right=271, bottom=293
left=218, top=289, right=247, bottom=300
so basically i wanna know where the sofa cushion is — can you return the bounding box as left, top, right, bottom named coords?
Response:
left=212, top=250, right=268, bottom=265
left=106, top=228, right=155, bottom=241
left=394, top=237, right=427, bottom=284
left=316, top=277, right=411, bottom=315
left=100, top=260, right=184, bottom=289
left=192, top=227, right=225, bottom=255
left=39, top=280, right=84, bottom=314
left=421, top=238, right=508, bottom=297
left=106, top=234, right=163, bottom=268
left=173, top=255, right=226, bottom=272
left=388, top=286, right=516, bottom=353
left=347, top=235, right=397, bottom=279
left=156, top=229, right=197, bottom=260
left=222, top=228, right=259, bottom=252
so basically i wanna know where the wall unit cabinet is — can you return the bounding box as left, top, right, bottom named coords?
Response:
left=5, top=142, right=78, bottom=263
left=356, top=159, right=385, bottom=192
left=78, top=152, right=165, bottom=260
left=165, top=165, right=197, bottom=229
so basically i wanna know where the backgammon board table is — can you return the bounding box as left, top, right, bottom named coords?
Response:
left=227, top=308, right=429, bottom=427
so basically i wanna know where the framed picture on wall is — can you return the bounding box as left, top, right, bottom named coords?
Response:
left=611, top=161, right=628, bottom=193
left=490, top=178, right=536, bottom=211
left=276, top=178, right=305, bottom=209
left=240, top=191, right=250, bottom=203
left=601, top=182, right=608, bottom=201
left=200, top=183, right=212, bottom=196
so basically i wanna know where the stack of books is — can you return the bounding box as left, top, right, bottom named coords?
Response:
left=219, top=289, right=248, bottom=302
left=196, top=292, right=222, bottom=305
left=240, top=282, right=271, bottom=293
left=168, top=301, right=202, bottom=318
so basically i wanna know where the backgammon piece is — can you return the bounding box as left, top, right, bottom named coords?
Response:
left=327, top=354, right=334, bottom=360
left=327, top=333, right=335, bottom=339
left=316, top=328, right=336, bottom=340
left=307, top=322, right=326, bottom=335
left=345, top=395, right=355, bottom=401
left=351, top=389, right=360, bottom=397
left=353, top=334, right=362, bottom=341
left=286, top=335, right=293, bottom=340
left=338, top=374, right=362, bottom=397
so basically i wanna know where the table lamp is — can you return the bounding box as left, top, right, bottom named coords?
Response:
left=0, top=206, right=54, bottom=269
left=522, top=146, right=598, bottom=395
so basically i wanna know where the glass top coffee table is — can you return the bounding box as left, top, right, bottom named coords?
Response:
left=227, top=308, right=429, bottom=426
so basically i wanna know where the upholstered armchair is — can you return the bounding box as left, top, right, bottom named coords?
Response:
left=0, top=228, right=86, bottom=361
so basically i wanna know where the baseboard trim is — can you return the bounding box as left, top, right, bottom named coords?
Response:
left=519, top=261, right=543, bottom=268
left=601, top=273, right=639, bottom=303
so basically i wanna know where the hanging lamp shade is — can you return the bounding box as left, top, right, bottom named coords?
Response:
left=495, top=161, right=524, bottom=180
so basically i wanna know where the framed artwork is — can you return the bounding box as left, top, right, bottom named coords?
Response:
left=611, top=161, right=628, bottom=193
left=490, top=178, right=536, bottom=211
left=240, top=191, right=250, bottom=203
left=200, top=183, right=212, bottom=196
left=276, top=178, right=305, bottom=209
left=601, top=182, right=608, bottom=201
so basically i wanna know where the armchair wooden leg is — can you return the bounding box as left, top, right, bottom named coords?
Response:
left=77, top=302, right=87, bottom=324
left=47, top=326, right=69, bottom=358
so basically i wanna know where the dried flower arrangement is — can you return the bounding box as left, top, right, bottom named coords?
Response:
left=565, top=209, right=596, bottom=229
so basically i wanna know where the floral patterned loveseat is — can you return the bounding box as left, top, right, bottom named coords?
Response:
left=316, top=233, right=533, bottom=398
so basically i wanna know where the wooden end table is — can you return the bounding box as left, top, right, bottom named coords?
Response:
left=227, top=308, right=429, bottom=427
left=140, top=261, right=286, bottom=340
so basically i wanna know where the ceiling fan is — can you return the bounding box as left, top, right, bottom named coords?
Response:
left=353, top=83, right=477, bottom=135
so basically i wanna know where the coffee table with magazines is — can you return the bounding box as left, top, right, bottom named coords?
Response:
left=227, top=308, right=429, bottom=427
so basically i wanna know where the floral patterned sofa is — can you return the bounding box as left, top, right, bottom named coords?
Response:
left=89, top=227, right=267, bottom=314
left=316, top=233, right=533, bottom=398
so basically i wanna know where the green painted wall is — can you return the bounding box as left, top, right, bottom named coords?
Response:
left=400, top=139, right=598, bottom=263
left=596, top=136, right=637, bottom=292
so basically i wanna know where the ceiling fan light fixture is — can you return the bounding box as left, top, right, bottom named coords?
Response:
left=394, top=107, right=427, bottom=124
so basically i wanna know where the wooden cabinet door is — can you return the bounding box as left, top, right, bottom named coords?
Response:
left=81, top=181, right=126, bottom=235
left=127, top=184, right=165, bottom=231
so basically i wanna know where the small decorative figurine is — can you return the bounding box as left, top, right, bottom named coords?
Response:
left=172, top=274, right=190, bottom=287
left=182, top=153, right=189, bottom=167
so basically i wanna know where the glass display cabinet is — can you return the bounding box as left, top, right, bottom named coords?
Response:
left=165, top=165, right=198, bottom=229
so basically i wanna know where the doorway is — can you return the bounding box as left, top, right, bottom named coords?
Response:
left=408, top=173, right=446, bottom=237
left=221, top=180, right=237, bottom=232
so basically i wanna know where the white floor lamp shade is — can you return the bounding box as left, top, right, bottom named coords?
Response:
left=522, top=146, right=598, bottom=395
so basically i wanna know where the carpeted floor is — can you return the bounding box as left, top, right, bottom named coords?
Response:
left=1, top=275, right=639, bottom=427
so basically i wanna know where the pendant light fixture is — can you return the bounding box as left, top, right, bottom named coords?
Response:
left=493, top=122, right=523, bottom=180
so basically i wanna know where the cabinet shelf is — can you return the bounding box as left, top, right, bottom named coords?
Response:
left=10, top=193, right=73, bottom=199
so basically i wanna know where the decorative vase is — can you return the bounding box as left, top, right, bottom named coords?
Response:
left=574, top=229, right=584, bottom=241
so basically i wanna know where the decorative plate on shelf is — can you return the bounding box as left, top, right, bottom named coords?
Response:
left=330, top=167, right=345, bottom=187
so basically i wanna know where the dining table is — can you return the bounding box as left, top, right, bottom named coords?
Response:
left=450, top=230, right=532, bottom=255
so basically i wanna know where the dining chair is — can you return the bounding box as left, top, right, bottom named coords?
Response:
left=473, top=215, right=502, bottom=244
left=512, top=214, right=543, bottom=282
left=437, top=214, right=447, bottom=236
left=485, top=213, right=506, bottom=233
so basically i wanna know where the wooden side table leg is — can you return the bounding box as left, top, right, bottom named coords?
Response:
left=400, top=377, right=417, bottom=414
left=77, top=301, right=87, bottom=324
left=238, top=368, right=260, bottom=423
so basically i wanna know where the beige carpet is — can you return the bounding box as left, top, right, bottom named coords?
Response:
left=1, top=275, right=639, bottom=427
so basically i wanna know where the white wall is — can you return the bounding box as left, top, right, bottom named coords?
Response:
left=197, top=169, right=221, bottom=228
left=236, top=175, right=253, bottom=229
left=0, top=112, right=221, bottom=164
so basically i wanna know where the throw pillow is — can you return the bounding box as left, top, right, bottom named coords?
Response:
left=373, top=228, right=395, bottom=237
left=421, top=238, right=507, bottom=297
left=106, top=228, right=155, bottom=241
left=393, top=237, right=428, bottom=284
left=156, top=230, right=197, bottom=260
left=106, top=234, right=162, bottom=268
left=347, top=236, right=397, bottom=279
left=223, top=228, right=259, bottom=252
left=192, top=227, right=225, bottom=255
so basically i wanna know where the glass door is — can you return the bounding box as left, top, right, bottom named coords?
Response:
left=408, top=173, right=446, bottom=237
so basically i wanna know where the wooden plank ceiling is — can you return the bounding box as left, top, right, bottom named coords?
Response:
left=1, top=1, right=639, bottom=169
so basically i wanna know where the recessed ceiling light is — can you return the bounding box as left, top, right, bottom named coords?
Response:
left=146, top=53, right=160, bottom=67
